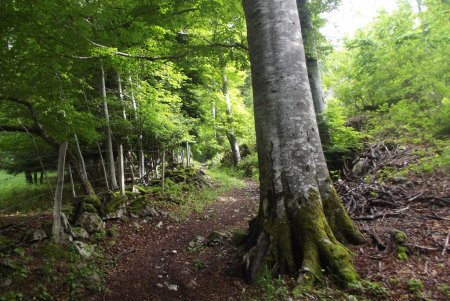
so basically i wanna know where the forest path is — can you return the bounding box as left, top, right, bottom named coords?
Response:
left=92, top=181, right=259, bottom=301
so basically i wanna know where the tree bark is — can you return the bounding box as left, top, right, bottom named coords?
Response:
left=52, top=141, right=68, bottom=243
left=222, top=66, right=241, bottom=166
left=128, top=74, right=145, bottom=179
left=297, top=0, right=331, bottom=145
left=68, top=164, right=76, bottom=198
left=242, top=0, right=362, bottom=287
left=118, top=144, right=125, bottom=196
left=97, top=142, right=110, bottom=190
left=71, top=134, right=96, bottom=196
left=101, top=62, right=119, bottom=189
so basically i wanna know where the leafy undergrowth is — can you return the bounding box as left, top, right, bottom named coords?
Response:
left=0, top=233, right=107, bottom=301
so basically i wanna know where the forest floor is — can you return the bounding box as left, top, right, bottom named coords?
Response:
left=86, top=180, right=259, bottom=301
left=1, top=161, right=449, bottom=300
left=86, top=169, right=449, bottom=300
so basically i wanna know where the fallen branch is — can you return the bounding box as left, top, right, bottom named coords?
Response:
left=404, top=243, right=440, bottom=252
left=425, top=213, right=450, bottom=221
left=115, top=247, right=136, bottom=262
left=359, top=247, right=385, bottom=260
left=354, top=212, right=403, bottom=221
left=369, top=232, right=386, bottom=250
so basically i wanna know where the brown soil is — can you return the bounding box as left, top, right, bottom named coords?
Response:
left=349, top=171, right=450, bottom=301
left=88, top=181, right=259, bottom=301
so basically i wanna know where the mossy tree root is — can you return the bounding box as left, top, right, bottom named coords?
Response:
left=320, top=180, right=365, bottom=245
left=242, top=196, right=360, bottom=288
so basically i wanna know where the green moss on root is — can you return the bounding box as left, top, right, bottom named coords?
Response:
left=321, top=179, right=365, bottom=244
left=243, top=188, right=360, bottom=288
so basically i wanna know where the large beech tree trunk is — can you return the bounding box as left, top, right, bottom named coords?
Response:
left=297, top=0, right=331, bottom=145
left=242, top=0, right=363, bottom=287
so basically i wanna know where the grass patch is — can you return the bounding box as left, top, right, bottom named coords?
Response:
left=172, top=168, right=244, bottom=220
left=0, top=170, right=76, bottom=215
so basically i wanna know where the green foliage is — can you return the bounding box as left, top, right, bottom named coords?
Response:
left=0, top=291, right=24, bottom=301
left=437, top=284, right=450, bottom=298
left=174, top=168, right=244, bottom=219
left=256, top=266, right=289, bottom=301
left=237, top=152, right=259, bottom=179
left=0, top=170, right=51, bottom=213
left=31, top=241, right=105, bottom=299
left=192, top=258, right=205, bottom=270
left=361, top=280, right=390, bottom=298
left=323, top=0, right=449, bottom=175
left=407, top=279, right=424, bottom=296
left=323, top=99, right=364, bottom=152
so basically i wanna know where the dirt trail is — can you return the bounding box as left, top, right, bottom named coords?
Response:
left=91, top=181, right=259, bottom=301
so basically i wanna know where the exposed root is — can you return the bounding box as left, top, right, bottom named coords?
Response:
left=320, top=179, right=365, bottom=244
left=242, top=192, right=360, bottom=288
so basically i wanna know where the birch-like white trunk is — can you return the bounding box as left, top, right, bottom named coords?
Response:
left=222, top=67, right=241, bottom=165
left=118, top=73, right=127, bottom=120
left=52, top=141, right=68, bottom=242
left=186, top=142, right=191, bottom=167
left=101, top=63, right=118, bottom=189
left=68, top=164, right=76, bottom=198
left=128, top=74, right=145, bottom=179
left=161, top=148, right=166, bottom=194
left=74, top=134, right=86, bottom=174
left=118, top=144, right=125, bottom=196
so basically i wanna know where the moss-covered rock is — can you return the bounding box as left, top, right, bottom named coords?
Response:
left=104, top=195, right=129, bottom=215
left=128, top=196, right=152, bottom=215
left=72, top=195, right=103, bottom=222
left=391, top=230, right=409, bottom=261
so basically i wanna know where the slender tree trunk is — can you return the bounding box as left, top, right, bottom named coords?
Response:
left=68, top=164, right=76, bottom=198
left=97, top=142, right=110, bottom=190
left=72, top=134, right=96, bottom=195
left=118, top=144, right=125, bottom=196
left=52, top=142, right=68, bottom=243
left=242, top=0, right=362, bottom=287
left=297, top=0, right=331, bottom=145
left=212, top=101, right=217, bottom=139
left=67, top=150, right=95, bottom=196
left=222, top=66, right=241, bottom=165
left=101, top=63, right=118, bottom=189
left=186, top=142, right=191, bottom=167
left=118, top=73, right=127, bottom=120
left=181, top=149, right=185, bottom=167
left=161, top=148, right=166, bottom=194
left=128, top=74, right=145, bottom=178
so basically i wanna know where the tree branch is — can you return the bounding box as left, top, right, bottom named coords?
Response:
left=0, top=124, right=41, bottom=134
left=206, top=42, right=248, bottom=52
left=0, top=96, right=58, bottom=149
left=74, top=37, right=184, bottom=61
